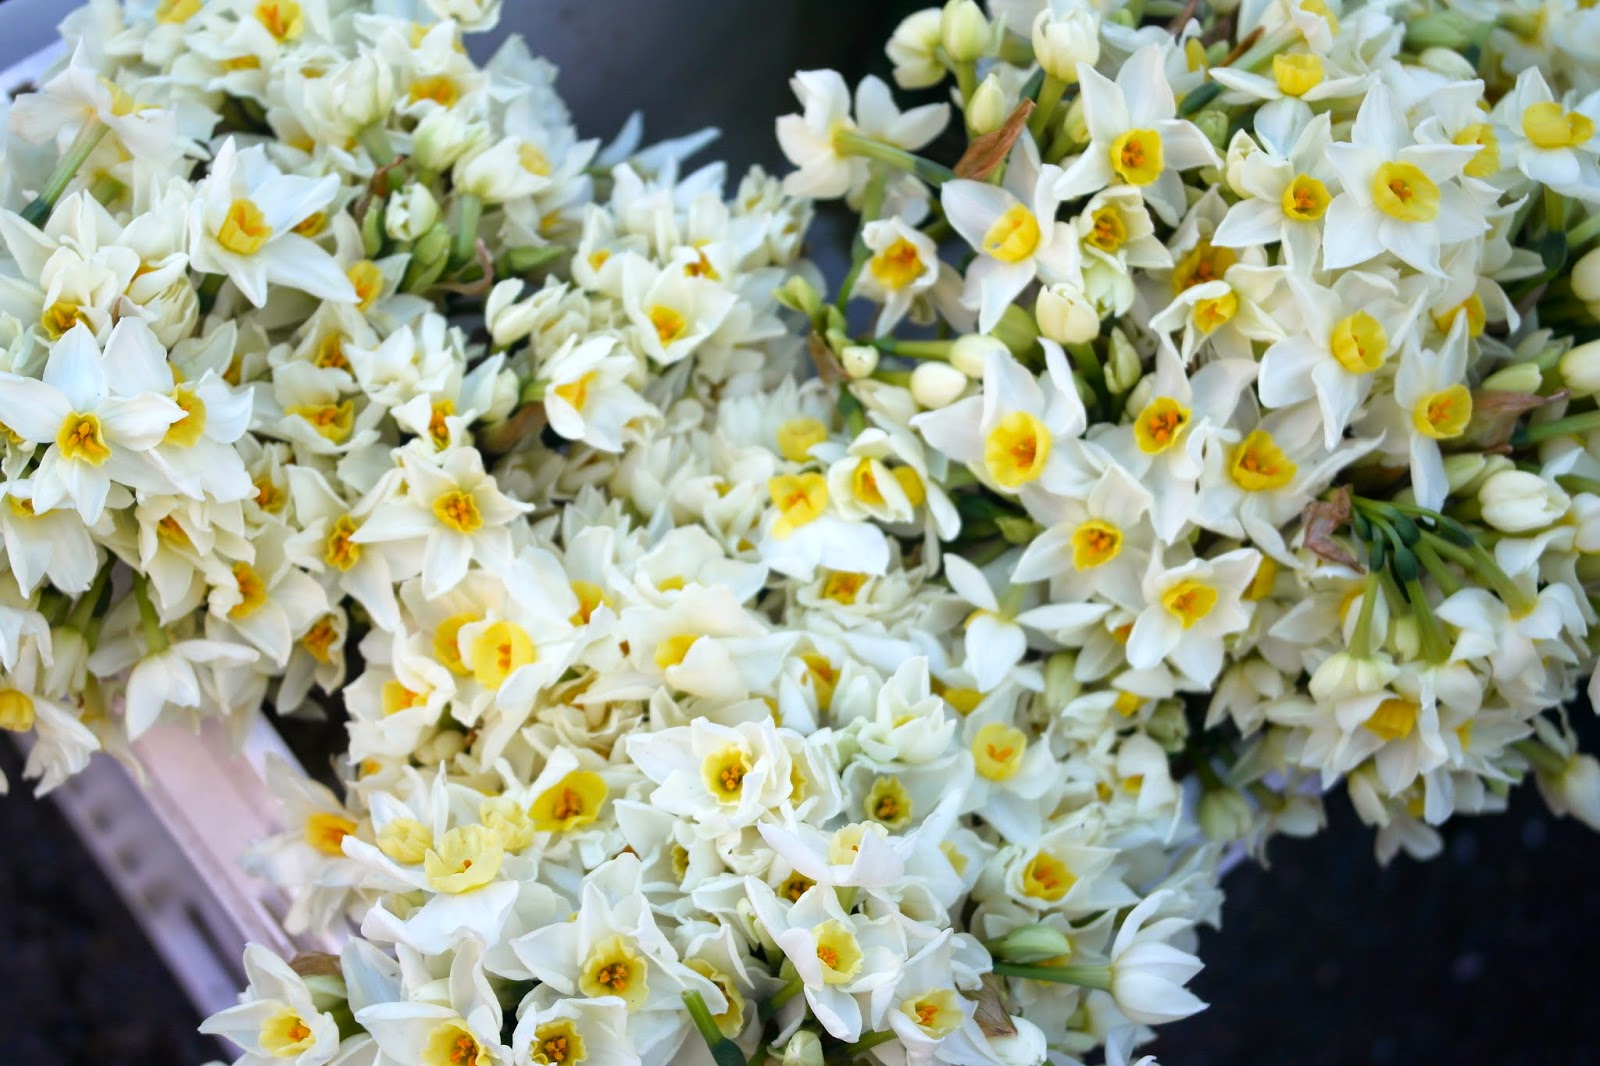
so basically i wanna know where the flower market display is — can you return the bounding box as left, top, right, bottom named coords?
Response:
left=1, top=0, right=1599, bottom=1062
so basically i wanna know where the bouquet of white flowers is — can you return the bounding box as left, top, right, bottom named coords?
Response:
left=1, top=0, right=1598, bottom=1063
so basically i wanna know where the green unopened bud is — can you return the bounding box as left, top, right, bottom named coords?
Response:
left=1479, top=468, right=1570, bottom=532
left=1031, top=6, right=1099, bottom=82
left=779, top=1030, right=824, bottom=1066
left=776, top=274, right=825, bottom=319
left=989, top=923, right=1073, bottom=963
left=1035, top=283, right=1101, bottom=344
left=941, top=0, right=992, bottom=62
left=1480, top=361, right=1543, bottom=393
left=1198, top=788, right=1254, bottom=841
left=1574, top=247, right=1600, bottom=303
left=911, top=361, right=970, bottom=408
left=951, top=333, right=1008, bottom=377
left=1190, top=108, right=1230, bottom=149
left=1058, top=96, right=1089, bottom=150
left=841, top=344, right=879, bottom=379
left=1105, top=327, right=1142, bottom=394
left=1442, top=453, right=1489, bottom=494
left=1405, top=11, right=1474, bottom=49
left=1560, top=338, right=1600, bottom=395
left=500, top=244, right=564, bottom=276
left=361, top=200, right=386, bottom=257
left=1123, top=375, right=1155, bottom=419
left=1418, top=46, right=1478, bottom=80
left=991, top=303, right=1040, bottom=356
left=385, top=182, right=441, bottom=242
left=1145, top=699, right=1189, bottom=752
left=997, top=514, right=1043, bottom=544
left=402, top=223, right=451, bottom=291
left=1043, top=650, right=1079, bottom=709
left=969, top=73, right=1009, bottom=135
left=1109, top=6, right=1137, bottom=27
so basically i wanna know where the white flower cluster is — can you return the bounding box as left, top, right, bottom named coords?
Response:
left=0, top=0, right=1596, bottom=1064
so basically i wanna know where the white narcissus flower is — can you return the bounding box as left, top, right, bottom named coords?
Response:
left=776, top=71, right=949, bottom=199
left=1369, top=318, right=1472, bottom=512
left=1054, top=45, right=1222, bottom=224
left=1125, top=548, right=1259, bottom=686
left=0, top=320, right=181, bottom=522
left=357, top=938, right=510, bottom=1066
left=540, top=334, right=654, bottom=453
left=200, top=943, right=343, bottom=1066
left=189, top=139, right=356, bottom=307
left=1108, top=891, right=1206, bottom=1026
left=1492, top=67, right=1600, bottom=203
left=855, top=217, right=939, bottom=334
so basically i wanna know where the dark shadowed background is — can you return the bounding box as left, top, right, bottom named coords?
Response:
left=1, top=2, right=1597, bottom=1064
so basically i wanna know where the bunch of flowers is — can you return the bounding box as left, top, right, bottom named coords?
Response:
left=1, top=0, right=1599, bottom=1063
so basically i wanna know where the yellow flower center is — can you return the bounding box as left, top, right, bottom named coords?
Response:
left=530, top=769, right=609, bottom=832
left=424, top=824, right=503, bottom=894
left=287, top=401, right=355, bottom=443
left=381, top=680, right=427, bottom=716
left=984, top=410, right=1051, bottom=488
left=433, top=489, right=483, bottom=534
left=1453, top=122, right=1501, bottom=178
left=433, top=613, right=476, bottom=675
left=1412, top=384, right=1472, bottom=440
left=1245, top=556, right=1279, bottom=601
left=973, top=722, right=1028, bottom=781
left=347, top=260, right=384, bottom=311
left=892, top=465, right=926, bottom=506
left=981, top=203, right=1042, bottom=263
left=902, top=989, right=963, bottom=1037
left=552, top=373, right=593, bottom=413
left=1228, top=429, right=1297, bottom=491
left=1134, top=396, right=1190, bottom=454
left=1365, top=697, right=1419, bottom=741
left=40, top=301, right=84, bottom=339
left=1071, top=519, right=1123, bottom=569
left=1272, top=52, right=1324, bottom=96
left=1193, top=290, right=1239, bottom=334
left=821, top=570, right=868, bottom=604
left=702, top=745, right=752, bottom=803
left=654, top=633, right=699, bottom=671
left=324, top=514, right=362, bottom=571
left=260, top=1008, right=317, bottom=1057
left=422, top=1020, right=484, bottom=1066
left=304, top=811, right=356, bottom=857
left=1085, top=205, right=1127, bottom=253
left=294, top=211, right=327, bottom=238
left=769, top=473, right=829, bottom=537
left=1371, top=161, right=1440, bottom=222
left=531, top=1020, right=587, bottom=1065
left=1522, top=101, right=1595, bottom=150
left=1281, top=173, right=1331, bottom=221
left=686, top=961, right=746, bottom=1039
left=814, top=920, right=864, bottom=985
left=162, top=387, right=208, bottom=447
left=0, top=690, right=37, bottom=732
left=1021, top=851, right=1076, bottom=901
left=775, top=416, right=829, bottom=462
left=376, top=818, right=432, bottom=864
left=428, top=400, right=455, bottom=448
left=579, top=935, right=649, bottom=1009
left=301, top=615, right=340, bottom=663
left=155, top=0, right=202, bottom=23
left=468, top=620, right=536, bottom=688
left=217, top=198, right=273, bottom=255
left=1109, top=128, right=1164, bottom=186
left=520, top=143, right=552, bottom=176
left=57, top=412, right=110, bottom=465
left=1432, top=293, right=1486, bottom=338
left=648, top=305, right=687, bottom=345
left=1171, top=239, right=1237, bottom=293
left=869, top=238, right=925, bottom=289
left=409, top=73, right=461, bottom=107
left=1330, top=311, right=1387, bottom=374
left=229, top=562, right=268, bottom=619
left=1162, top=578, right=1218, bottom=628
left=864, top=775, right=913, bottom=830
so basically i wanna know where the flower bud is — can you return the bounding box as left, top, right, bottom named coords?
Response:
left=1479, top=361, right=1542, bottom=393
left=911, top=361, right=969, bottom=408
left=887, top=9, right=946, bottom=90
left=991, top=303, right=1041, bottom=356
left=1145, top=699, right=1189, bottom=752
left=1191, top=108, right=1231, bottom=149
left=989, top=1016, right=1049, bottom=1066
left=1198, top=787, right=1254, bottom=841
left=1478, top=469, right=1570, bottom=532
left=1035, top=283, right=1100, bottom=344
left=1418, top=46, right=1478, bottom=80
left=331, top=53, right=395, bottom=130
left=940, top=0, right=991, bottom=63
left=1441, top=452, right=1495, bottom=494
left=1043, top=650, right=1079, bottom=709
left=840, top=344, right=879, bottom=379
left=776, top=274, right=825, bottom=319
left=1575, top=247, right=1600, bottom=303
left=1032, top=7, right=1099, bottom=82
left=1058, top=96, right=1089, bottom=150
left=412, top=108, right=485, bottom=172
left=486, top=279, right=538, bottom=348
left=1223, top=130, right=1260, bottom=197
left=779, top=1030, right=824, bottom=1066
left=1105, top=327, right=1141, bottom=393
left=968, top=73, right=1009, bottom=135
left=988, top=923, right=1073, bottom=963
left=1560, top=338, right=1600, bottom=394
left=950, top=333, right=1008, bottom=377
left=385, top=183, right=440, bottom=242
left=1536, top=753, right=1600, bottom=832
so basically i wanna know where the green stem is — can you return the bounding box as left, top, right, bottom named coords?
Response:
left=1027, top=74, right=1067, bottom=140
left=1411, top=540, right=1463, bottom=596
left=357, top=124, right=397, bottom=168
left=1403, top=578, right=1449, bottom=664
left=953, top=60, right=979, bottom=114
left=21, top=121, right=110, bottom=227
left=681, top=991, right=746, bottom=1066
left=1350, top=570, right=1381, bottom=659
left=871, top=338, right=955, bottom=360
left=760, top=973, right=804, bottom=1022
left=991, top=961, right=1113, bottom=991
left=843, top=1030, right=901, bottom=1057
left=67, top=564, right=113, bottom=635
left=133, top=575, right=171, bottom=655
left=1513, top=408, right=1600, bottom=445
left=1512, top=739, right=1568, bottom=776
left=451, top=192, right=483, bottom=267
left=1570, top=211, right=1600, bottom=252
left=836, top=164, right=889, bottom=312
left=832, top=128, right=958, bottom=187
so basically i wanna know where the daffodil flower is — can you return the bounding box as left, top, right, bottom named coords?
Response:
left=1212, top=110, right=1341, bottom=268
left=1492, top=67, right=1600, bottom=202
left=1125, top=547, right=1260, bottom=686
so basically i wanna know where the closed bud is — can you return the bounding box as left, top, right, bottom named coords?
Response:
left=990, top=1017, right=1049, bottom=1066
left=776, top=274, right=825, bottom=319
left=1198, top=787, right=1254, bottom=841
left=486, top=279, right=539, bottom=348
left=1035, top=283, right=1100, bottom=344
left=888, top=9, right=946, bottom=90
left=1043, top=651, right=1079, bottom=709
left=1479, top=361, right=1542, bottom=393
left=361, top=200, right=386, bottom=257
left=940, top=0, right=992, bottom=63
left=403, top=223, right=452, bottom=292
left=1191, top=108, right=1230, bottom=149
left=1575, top=247, right=1600, bottom=303
left=911, top=361, right=969, bottom=408
left=1561, top=338, right=1600, bottom=394
left=1418, top=46, right=1478, bottom=80
left=950, top=333, right=1006, bottom=377
left=385, top=183, right=440, bottom=242
left=992, top=304, right=1041, bottom=357
left=332, top=53, right=395, bottom=130
left=1478, top=469, right=1570, bottom=532
left=1032, top=7, right=1100, bottom=82
left=1123, top=375, right=1155, bottom=418
left=1105, top=327, right=1141, bottom=393
left=1145, top=699, right=1189, bottom=752
left=1223, top=130, right=1260, bottom=198
left=779, top=1030, right=824, bottom=1066
left=841, top=344, right=879, bottom=379
left=1059, top=96, right=1089, bottom=149
left=989, top=923, right=1073, bottom=963
left=412, top=108, right=485, bottom=172
left=968, top=73, right=1009, bottom=135
left=1405, top=12, right=1474, bottom=49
